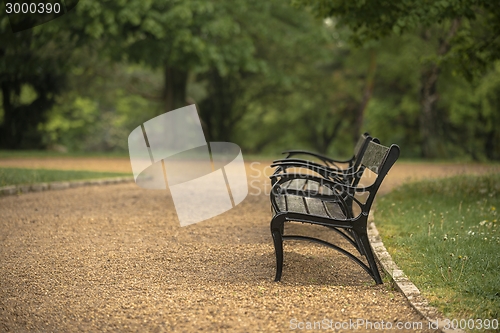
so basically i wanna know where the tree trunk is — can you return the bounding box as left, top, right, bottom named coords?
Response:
left=419, top=20, right=461, bottom=158
left=198, top=70, right=241, bottom=142
left=353, top=49, right=377, bottom=143
left=419, top=65, right=440, bottom=158
left=484, top=129, right=499, bottom=160
left=0, top=82, right=48, bottom=149
left=163, top=65, right=188, bottom=113
left=0, top=83, right=15, bottom=148
left=161, top=66, right=190, bottom=145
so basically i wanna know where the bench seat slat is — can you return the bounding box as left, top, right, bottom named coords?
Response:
left=304, top=197, right=329, bottom=217
left=304, top=180, right=319, bottom=192
left=285, top=195, right=307, bottom=214
left=324, top=201, right=346, bottom=220
left=286, top=178, right=334, bottom=195
left=286, top=179, right=306, bottom=191
left=320, top=184, right=334, bottom=195
left=274, top=193, right=345, bottom=220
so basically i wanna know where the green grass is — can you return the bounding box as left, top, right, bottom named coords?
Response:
left=0, top=167, right=129, bottom=187
left=376, top=174, right=499, bottom=327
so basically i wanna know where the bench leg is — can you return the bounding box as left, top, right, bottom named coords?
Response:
left=271, top=229, right=283, bottom=282
left=350, top=230, right=366, bottom=256
left=358, top=232, right=383, bottom=284
left=271, top=216, right=285, bottom=282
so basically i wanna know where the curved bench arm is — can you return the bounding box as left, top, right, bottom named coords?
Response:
left=270, top=160, right=358, bottom=181
left=273, top=157, right=336, bottom=169
left=270, top=161, right=342, bottom=184
left=281, top=150, right=354, bottom=167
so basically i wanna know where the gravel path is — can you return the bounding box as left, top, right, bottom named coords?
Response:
left=1, top=159, right=498, bottom=332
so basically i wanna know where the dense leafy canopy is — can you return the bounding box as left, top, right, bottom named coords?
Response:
left=293, top=0, right=500, bottom=158
left=0, top=16, right=74, bottom=148
left=0, top=0, right=499, bottom=159
left=294, top=0, right=500, bottom=79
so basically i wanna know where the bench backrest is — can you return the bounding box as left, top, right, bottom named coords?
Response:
left=355, top=141, right=400, bottom=213
left=351, top=132, right=380, bottom=170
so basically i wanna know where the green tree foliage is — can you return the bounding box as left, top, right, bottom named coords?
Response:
left=40, top=50, right=162, bottom=152
left=1, top=0, right=499, bottom=160
left=294, top=0, right=500, bottom=79
left=0, top=17, right=73, bottom=149
left=362, top=32, right=500, bottom=160
left=439, top=62, right=500, bottom=160
left=295, top=0, right=500, bottom=158
left=197, top=0, right=333, bottom=144
left=0, top=0, right=264, bottom=149
left=48, top=0, right=346, bottom=153
left=61, top=0, right=263, bottom=113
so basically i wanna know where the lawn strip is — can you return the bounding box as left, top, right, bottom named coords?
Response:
left=376, top=174, right=499, bottom=325
left=0, top=167, right=129, bottom=187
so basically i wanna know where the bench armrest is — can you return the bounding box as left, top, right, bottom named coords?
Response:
left=281, top=150, right=354, bottom=167
left=271, top=160, right=357, bottom=181
left=272, top=158, right=342, bottom=172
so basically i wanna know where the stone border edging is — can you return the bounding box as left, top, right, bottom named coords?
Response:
left=0, top=177, right=134, bottom=196
left=368, top=212, right=466, bottom=333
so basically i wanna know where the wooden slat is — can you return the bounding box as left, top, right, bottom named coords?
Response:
left=320, top=184, right=334, bottom=195
left=360, top=141, right=389, bottom=174
left=304, top=180, right=320, bottom=193
left=324, top=202, right=346, bottom=219
left=304, top=197, right=328, bottom=217
left=286, top=195, right=307, bottom=214
left=286, top=179, right=306, bottom=190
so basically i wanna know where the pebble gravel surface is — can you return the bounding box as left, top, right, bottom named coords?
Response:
left=1, top=159, right=498, bottom=332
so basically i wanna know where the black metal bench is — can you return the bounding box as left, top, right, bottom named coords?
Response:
left=269, top=135, right=378, bottom=262
left=270, top=133, right=377, bottom=185
left=269, top=141, right=400, bottom=284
